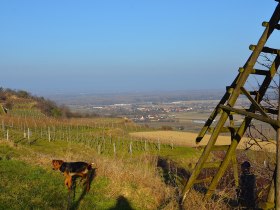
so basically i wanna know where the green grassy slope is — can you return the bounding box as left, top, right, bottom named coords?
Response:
left=0, top=135, right=200, bottom=210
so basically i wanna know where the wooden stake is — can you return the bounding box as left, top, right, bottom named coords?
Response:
left=98, top=144, right=101, bottom=155
left=27, top=128, right=30, bottom=141
left=129, top=142, right=132, bottom=154
left=144, top=140, right=147, bottom=151
left=48, top=127, right=51, bottom=142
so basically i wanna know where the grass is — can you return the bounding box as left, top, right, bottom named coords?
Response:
left=0, top=159, right=68, bottom=209
left=0, top=139, right=180, bottom=209
left=0, top=158, right=121, bottom=210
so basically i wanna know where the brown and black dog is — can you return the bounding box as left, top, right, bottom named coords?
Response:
left=52, top=160, right=94, bottom=191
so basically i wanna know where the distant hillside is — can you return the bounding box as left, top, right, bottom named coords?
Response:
left=0, top=87, right=92, bottom=118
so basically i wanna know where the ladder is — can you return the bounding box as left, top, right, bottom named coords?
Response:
left=182, top=0, right=280, bottom=204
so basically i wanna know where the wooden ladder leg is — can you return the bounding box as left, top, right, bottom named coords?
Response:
left=232, top=152, right=239, bottom=188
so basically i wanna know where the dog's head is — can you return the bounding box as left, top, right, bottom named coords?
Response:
left=52, top=159, right=64, bottom=170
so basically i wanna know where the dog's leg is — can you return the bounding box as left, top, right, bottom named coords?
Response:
left=75, top=173, right=85, bottom=183
left=75, top=172, right=90, bottom=191
left=65, top=178, right=69, bottom=188
left=64, top=172, right=72, bottom=191
left=68, top=176, right=72, bottom=191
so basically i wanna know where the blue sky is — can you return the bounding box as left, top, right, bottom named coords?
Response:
left=0, top=0, right=279, bottom=94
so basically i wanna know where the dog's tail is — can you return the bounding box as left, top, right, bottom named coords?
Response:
left=88, top=162, right=95, bottom=170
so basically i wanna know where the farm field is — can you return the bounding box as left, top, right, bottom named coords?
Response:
left=130, top=131, right=276, bottom=153
left=137, top=110, right=246, bottom=133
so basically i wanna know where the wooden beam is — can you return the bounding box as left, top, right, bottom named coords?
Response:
left=251, top=69, right=269, bottom=75
left=250, top=45, right=280, bottom=54
left=193, top=177, right=212, bottom=184
left=265, top=108, right=278, bottom=115
left=219, top=105, right=280, bottom=127
left=195, top=79, right=240, bottom=143
left=240, top=87, right=269, bottom=117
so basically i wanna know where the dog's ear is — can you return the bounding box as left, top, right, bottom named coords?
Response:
left=57, top=160, right=64, bottom=164
left=52, top=160, right=63, bottom=164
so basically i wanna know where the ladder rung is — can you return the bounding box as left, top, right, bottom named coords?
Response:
left=203, top=161, right=222, bottom=169
left=240, top=90, right=259, bottom=96
left=251, top=69, right=269, bottom=75
left=262, top=46, right=280, bottom=54
left=262, top=22, right=280, bottom=30
left=250, top=45, right=280, bottom=54
left=226, top=86, right=234, bottom=93
left=250, top=91, right=258, bottom=95
left=193, top=177, right=213, bottom=184
left=265, top=108, right=278, bottom=115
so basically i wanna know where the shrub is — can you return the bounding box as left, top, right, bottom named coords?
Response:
left=161, top=125, right=173, bottom=131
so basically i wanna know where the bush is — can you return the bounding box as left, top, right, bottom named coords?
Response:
left=161, top=125, right=173, bottom=131
left=4, top=101, right=13, bottom=109
left=17, top=90, right=31, bottom=98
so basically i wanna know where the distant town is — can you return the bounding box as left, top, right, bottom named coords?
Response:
left=48, top=90, right=262, bottom=131
left=68, top=99, right=250, bottom=124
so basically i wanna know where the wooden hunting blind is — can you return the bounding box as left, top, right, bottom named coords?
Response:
left=182, top=1, right=280, bottom=208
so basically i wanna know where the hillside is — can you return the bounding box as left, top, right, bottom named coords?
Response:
left=0, top=87, right=94, bottom=118
left=0, top=88, right=273, bottom=209
left=0, top=88, right=232, bottom=209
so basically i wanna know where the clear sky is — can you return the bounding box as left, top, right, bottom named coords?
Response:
left=0, top=0, right=279, bottom=94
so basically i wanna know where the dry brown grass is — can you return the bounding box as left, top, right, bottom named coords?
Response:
left=94, top=155, right=178, bottom=209
left=182, top=190, right=231, bottom=210
left=130, top=131, right=276, bottom=152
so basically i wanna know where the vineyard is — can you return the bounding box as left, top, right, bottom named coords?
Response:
left=0, top=102, right=205, bottom=210
left=0, top=110, right=195, bottom=158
